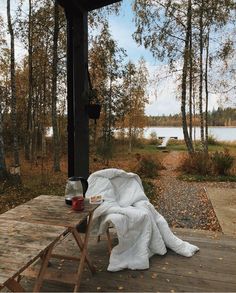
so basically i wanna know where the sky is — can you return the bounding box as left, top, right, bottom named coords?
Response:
left=106, top=0, right=184, bottom=116
left=106, top=0, right=221, bottom=116
left=0, top=0, right=222, bottom=116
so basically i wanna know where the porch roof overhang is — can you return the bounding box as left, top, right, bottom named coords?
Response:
left=58, top=0, right=121, bottom=13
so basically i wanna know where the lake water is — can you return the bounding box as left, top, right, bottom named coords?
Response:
left=144, top=127, right=236, bottom=142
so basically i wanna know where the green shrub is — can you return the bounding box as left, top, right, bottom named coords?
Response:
left=211, top=149, right=234, bottom=176
left=135, top=155, right=162, bottom=178
left=207, top=134, right=220, bottom=146
left=149, top=131, right=158, bottom=145
left=132, top=137, right=145, bottom=149
left=142, top=179, right=156, bottom=200
left=180, top=152, right=212, bottom=176
left=96, top=140, right=114, bottom=162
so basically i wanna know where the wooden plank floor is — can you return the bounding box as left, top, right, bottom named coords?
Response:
left=18, top=229, right=236, bottom=292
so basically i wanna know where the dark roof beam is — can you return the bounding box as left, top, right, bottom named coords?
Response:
left=58, top=0, right=121, bottom=13
left=84, top=0, right=121, bottom=11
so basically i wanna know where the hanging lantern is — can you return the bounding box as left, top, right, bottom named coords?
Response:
left=86, top=68, right=101, bottom=123
left=87, top=102, right=101, bottom=120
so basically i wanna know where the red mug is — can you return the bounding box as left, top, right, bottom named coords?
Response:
left=72, top=196, right=84, bottom=211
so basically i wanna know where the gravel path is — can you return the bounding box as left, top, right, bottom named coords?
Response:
left=152, top=151, right=223, bottom=231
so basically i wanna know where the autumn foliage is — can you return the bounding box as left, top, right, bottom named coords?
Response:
left=180, top=149, right=235, bottom=176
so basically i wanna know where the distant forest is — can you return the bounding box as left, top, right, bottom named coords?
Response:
left=147, top=107, right=236, bottom=127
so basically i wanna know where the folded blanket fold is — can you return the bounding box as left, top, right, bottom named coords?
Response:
left=86, top=168, right=199, bottom=272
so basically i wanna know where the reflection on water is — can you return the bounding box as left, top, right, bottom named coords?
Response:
left=145, top=127, right=236, bottom=142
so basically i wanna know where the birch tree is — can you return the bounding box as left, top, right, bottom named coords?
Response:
left=122, top=59, right=148, bottom=152
left=89, top=22, right=126, bottom=163
left=0, top=86, right=7, bottom=180
left=51, top=0, right=61, bottom=172
left=0, top=16, right=8, bottom=180
left=7, top=0, right=20, bottom=174
left=133, top=0, right=195, bottom=153
left=133, top=0, right=235, bottom=154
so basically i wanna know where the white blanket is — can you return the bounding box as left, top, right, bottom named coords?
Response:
left=86, top=168, right=199, bottom=272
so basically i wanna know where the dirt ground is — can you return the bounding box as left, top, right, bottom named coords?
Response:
left=153, top=151, right=227, bottom=231
left=1, top=151, right=235, bottom=232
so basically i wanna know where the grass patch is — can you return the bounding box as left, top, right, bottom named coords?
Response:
left=208, top=144, right=236, bottom=154
left=133, top=144, right=160, bottom=153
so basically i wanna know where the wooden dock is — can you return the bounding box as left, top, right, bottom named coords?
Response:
left=17, top=228, right=236, bottom=292
left=157, top=136, right=178, bottom=148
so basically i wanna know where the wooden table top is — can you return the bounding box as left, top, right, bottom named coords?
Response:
left=0, top=219, right=65, bottom=287
left=0, top=195, right=99, bottom=228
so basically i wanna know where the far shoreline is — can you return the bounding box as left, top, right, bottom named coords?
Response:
left=145, top=125, right=236, bottom=128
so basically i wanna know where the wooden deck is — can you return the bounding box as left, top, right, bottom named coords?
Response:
left=16, top=228, right=236, bottom=292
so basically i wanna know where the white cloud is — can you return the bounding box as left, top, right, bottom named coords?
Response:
left=145, top=62, right=220, bottom=116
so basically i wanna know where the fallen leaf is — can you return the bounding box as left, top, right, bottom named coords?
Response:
left=151, top=273, right=158, bottom=279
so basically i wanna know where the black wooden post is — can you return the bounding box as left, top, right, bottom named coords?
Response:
left=58, top=0, right=121, bottom=179
left=65, top=9, right=89, bottom=178
left=73, top=11, right=89, bottom=178
left=65, top=11, right=75, bottom=178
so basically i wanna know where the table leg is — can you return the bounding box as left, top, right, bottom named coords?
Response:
left=73, top=212, right=94, bottom=292
left=5, top=278, right=25, bottom=292
left=72, top=229, right=96, bottom=274
left=33, top=244, right=54, bottom=292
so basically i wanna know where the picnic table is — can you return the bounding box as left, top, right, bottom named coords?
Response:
left=0, top=195, right=98, bottom=292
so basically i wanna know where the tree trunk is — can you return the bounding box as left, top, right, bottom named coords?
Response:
left=128, top=123, right=132, bottom=153
left=193, top=85, right=196, bottom=142
left=0, top=88, right=7, bottom=180
left=7, top=0, right=20, bottom=168
left=108, top=75, right=112, bottom=145
left=204, top=29, right=210, bottom=154
left=51, top=1, right=61, bottom=172
left=25, top=0, right=33, bottom=161
left=189, top=14, right=193, bottom=143
left=181, top=0, right=194, bottom=154
left=199, top=0, right=205, bottom=150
